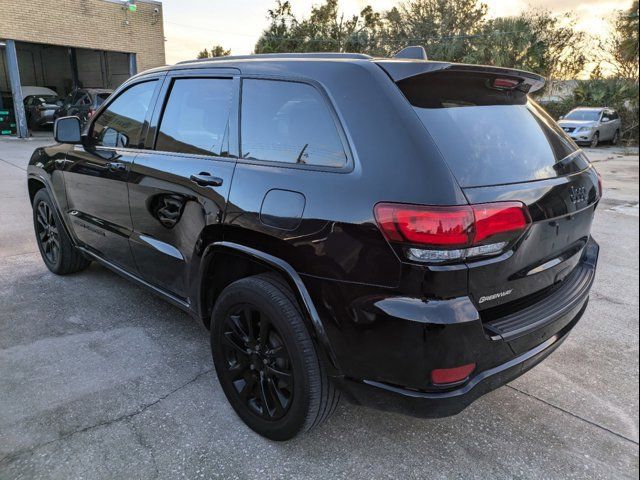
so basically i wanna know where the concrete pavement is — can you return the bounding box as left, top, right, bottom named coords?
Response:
left=0, top=136, right=638, bottom=479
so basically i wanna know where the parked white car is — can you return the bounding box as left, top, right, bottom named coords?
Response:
left=558, top=107, right=622, bottom=148
left=21, top=86, right=61, bottom=130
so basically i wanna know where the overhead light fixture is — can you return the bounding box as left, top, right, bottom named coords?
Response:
left=122, top=0, right=136, bottom=12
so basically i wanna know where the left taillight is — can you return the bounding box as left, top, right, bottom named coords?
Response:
left=374, top=201, right=530, bottom=263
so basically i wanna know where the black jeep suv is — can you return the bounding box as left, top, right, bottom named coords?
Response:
left=27, top=50, right=600, bottom=440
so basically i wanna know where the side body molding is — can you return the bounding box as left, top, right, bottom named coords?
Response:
left=199, top=241, right=341, bottom=372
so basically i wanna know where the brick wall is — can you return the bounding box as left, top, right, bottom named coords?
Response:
left=0, top=0, right=165, bottom=72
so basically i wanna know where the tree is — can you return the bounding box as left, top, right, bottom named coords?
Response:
left=254, top=0, right=589, bottom=80
left=382, top=0, right=487, bottom=60
left=468, top=11, right=587, bottom=80
left=254, top=0, right=383, bottom=54
left=197, top=45, right=231, bottom=59
left=603, top=1, right=639, bottom=79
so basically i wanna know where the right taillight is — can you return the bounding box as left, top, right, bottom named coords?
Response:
left=374, top=201, right=530, bottom=263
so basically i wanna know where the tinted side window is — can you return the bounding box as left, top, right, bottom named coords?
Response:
left=91, top=81, right=156, bottom=148
left=241, top=79, right=347, bottom=168
left=156, top=78, right=233, bottom=156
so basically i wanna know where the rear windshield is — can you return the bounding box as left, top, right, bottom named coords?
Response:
left=399, top=71, right=588, bottom=187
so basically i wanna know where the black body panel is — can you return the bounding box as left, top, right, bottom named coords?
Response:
left=63, top=144, right=138, bottom=270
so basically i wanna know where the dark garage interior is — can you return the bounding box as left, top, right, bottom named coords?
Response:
left=0, top=40, right=133, bottom=136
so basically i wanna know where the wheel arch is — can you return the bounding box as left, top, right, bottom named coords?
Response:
left=28, top=176, right=47, bottom=204
left=197, top=241, right=341, bottom=374
left=27, top=173, right=78, bottom=248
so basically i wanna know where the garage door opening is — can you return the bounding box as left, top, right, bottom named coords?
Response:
left=0, top=40, right=136, bottom=137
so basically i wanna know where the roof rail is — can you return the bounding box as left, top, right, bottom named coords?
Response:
left=394, top=46, right=428, bottom=60
left=177, top=52, right=372, bottom=65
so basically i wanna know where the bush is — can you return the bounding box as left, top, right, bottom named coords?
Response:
left=537, top=78, right=639, bottom=145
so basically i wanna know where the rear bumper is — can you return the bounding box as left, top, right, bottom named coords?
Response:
left=305, top=238, right=598, bottom=418
left=333, top=299, right=585, bottom=418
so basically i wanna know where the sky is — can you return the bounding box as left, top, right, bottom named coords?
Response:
left=160, top=0, right=633, bottom=64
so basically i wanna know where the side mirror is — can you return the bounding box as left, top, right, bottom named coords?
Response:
left=559, top=115, right=564, bottom=120
left=54, top=116, right=81, bottom=144
left=601, top=117, right=610, bottom=123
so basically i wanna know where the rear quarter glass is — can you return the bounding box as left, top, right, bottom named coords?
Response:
left=399, top=71, right=590, bottom=188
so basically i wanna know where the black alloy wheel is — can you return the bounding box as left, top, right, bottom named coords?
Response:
left=32, top=188, right=90, bottom=275
left=221, top=304, right=294, bottom=420
left=35, top=200, right=61, bottom=266
left=211, top=274, right=340, bottom=440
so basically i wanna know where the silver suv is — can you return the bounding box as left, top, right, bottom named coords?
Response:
left=558, top=107, right=621, bottom=147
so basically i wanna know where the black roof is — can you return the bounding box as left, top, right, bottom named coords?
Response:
left=176, top=52, right=373, bottom=64
left=137, top=52, right=546, bottom=93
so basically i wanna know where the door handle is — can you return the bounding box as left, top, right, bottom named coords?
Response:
left=190, top=172, right=223, bottom=187
left=106, top=162, right=126, bottom=172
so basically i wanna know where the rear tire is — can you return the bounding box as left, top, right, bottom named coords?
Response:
left=590, top=132, right=599, bottom=148
left=211, top=273, right=339, bottom=440
left=32, top=189, right=90, bottom=275
left=611, top=129, right=620, bottom=145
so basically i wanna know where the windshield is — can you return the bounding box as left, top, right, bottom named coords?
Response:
left=564, top=110, right=601, bottom=121
left=34, top=95, right=59, bottom=105
left=96, top=93, right=110, bottom=105
left=399, top=71, right=588, bottom=187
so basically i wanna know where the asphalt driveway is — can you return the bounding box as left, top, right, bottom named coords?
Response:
left=0, top=135, right=638, bottom=479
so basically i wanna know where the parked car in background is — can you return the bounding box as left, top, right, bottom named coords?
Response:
left=29, top=51, right=601, bottom=440
left=55, top=88, right=112, bottom=126
left=22, top=86, right=62, bottom=130
left=558, top=107, right=621, bottom=147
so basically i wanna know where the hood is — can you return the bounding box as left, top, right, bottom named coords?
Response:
left=558, top=119, right=597, bottom=128
left=21, top=86, right=57, bottom=100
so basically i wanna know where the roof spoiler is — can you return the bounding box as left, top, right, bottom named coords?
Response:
left=376, top=60, right=546, bottom=93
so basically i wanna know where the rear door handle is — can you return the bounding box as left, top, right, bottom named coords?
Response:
left=190, top=172, right=223, bottom=187
left=106, top=162, right=126, bottom=172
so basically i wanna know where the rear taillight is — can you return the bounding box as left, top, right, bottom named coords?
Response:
left=473, top=203, right=530, bottom=244
left=88, top=109, right=95, bottom=118
left=374, top=204, right=473, bottom=246
left=374, top=202, right=530, bottom=263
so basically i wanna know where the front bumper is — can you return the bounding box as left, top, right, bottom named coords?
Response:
left=35, top=114, right=55, bottom=127
left=567, top=129, right=595, bottom=143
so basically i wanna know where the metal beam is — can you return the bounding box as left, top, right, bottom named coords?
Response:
left=128, top=53, right=137, bottom=77
left=68, top=47, right=79, bottom=89
left=5, top=40, right=28, bottom=138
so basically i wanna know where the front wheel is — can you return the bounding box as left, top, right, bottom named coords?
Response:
left=590, top=132, right=600, bottom=148
left=32, top=189, right=90, bottom=274
left=211, top=273, right=340, bottom=440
